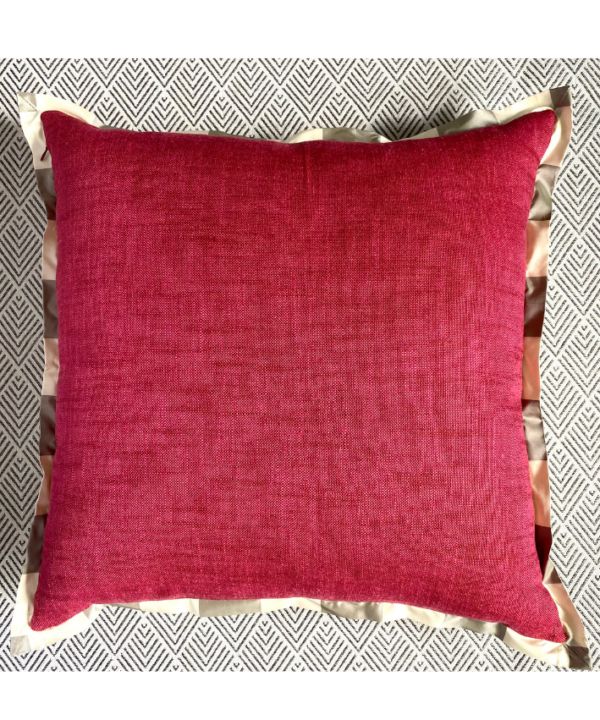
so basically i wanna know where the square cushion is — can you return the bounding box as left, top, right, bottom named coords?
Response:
left=11, top=88, right=590, bottom=668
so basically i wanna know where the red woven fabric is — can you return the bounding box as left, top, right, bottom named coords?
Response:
left=32, top=109, right=564, bottom=642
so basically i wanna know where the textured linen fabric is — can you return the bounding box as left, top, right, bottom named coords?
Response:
left=31, top=108, right=563, bottom=643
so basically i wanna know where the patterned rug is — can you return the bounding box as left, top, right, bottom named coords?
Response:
left=0, top=58, right=598, bottom=671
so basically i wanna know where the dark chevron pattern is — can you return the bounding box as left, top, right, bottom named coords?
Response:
left=0, top=58, right=598, bottom=672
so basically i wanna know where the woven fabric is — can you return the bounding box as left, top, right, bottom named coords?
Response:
left=28, top=107, right=564, bottom=643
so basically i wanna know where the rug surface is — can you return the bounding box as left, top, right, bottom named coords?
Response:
left=0, top=58, right=598, bottom=672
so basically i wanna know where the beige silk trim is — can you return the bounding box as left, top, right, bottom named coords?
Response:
left=523, top=337, right=542, bottom=401
left=41, top=338, right=58, bottom=396
left=527, top=221, right=550, bottom=277
left=42, top=220, right=57, bottom=280
left=529, top=460, right=551, bottom=528
left=11, top=89, right=590, bottom=669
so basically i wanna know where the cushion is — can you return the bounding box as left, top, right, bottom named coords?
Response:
left=10, top=88, right=590, bottom=669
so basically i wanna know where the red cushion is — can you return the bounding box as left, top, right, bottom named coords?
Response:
left=32, top=108, right=564, bottom=642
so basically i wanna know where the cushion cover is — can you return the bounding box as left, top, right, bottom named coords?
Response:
left=10, top=88, right=589, bottom=669
left=33, top=108, right=560, bottom=641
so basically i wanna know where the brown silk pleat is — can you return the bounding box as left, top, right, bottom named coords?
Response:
left=25, top=515, right=48, bottom=574
left=39, top=395, right=56, bottom=456
left=535, top=524, right=553, bottom=575
left=524, top=277, right=547, bottom=337
left=42, top=280, right=58, bottom=338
